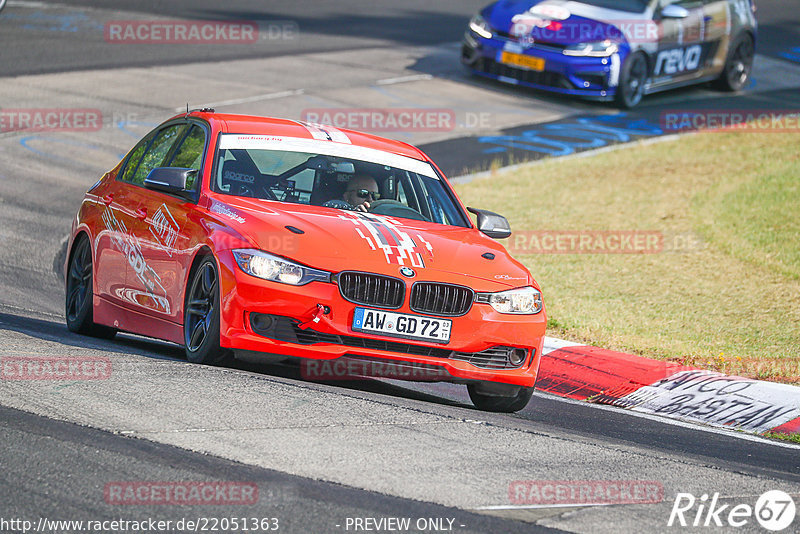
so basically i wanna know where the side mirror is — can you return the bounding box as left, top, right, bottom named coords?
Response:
left=144, top=168, right=197, bottom=200
left=467, top=207, right=512, bottom=239
left=661, top=4, right=689, bottom=18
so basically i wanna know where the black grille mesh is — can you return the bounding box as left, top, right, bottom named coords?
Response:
left=410, top=282, right=473, bottom=317
left=337, top=272, right=404, bottom=309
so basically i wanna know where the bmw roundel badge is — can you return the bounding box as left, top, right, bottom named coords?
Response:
left=399, top=267, right=416, bottom=278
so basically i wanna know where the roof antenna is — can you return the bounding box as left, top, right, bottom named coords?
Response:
left=186, top=103, right=189, bottom=114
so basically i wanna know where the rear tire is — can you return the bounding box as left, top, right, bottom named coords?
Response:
left=615, top=52, right=648, bottom=109
left=65, top=236, right=117, bottom=339
left=713, top=33, right=755, bottom=91
left=184, top=256, right=231, bottom=365
left=467, top=383, right=534, bottom=413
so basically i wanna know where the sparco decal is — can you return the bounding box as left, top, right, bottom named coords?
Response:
left=654, top=45, right=703, bottom=75
left=223, top=170, right=255, bottom=183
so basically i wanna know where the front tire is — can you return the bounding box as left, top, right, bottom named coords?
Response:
left=184, top=256, right=231, bottom=365
left=65, top=236, right=116, bottom=339
left=713, top=33, right=755, bottom=92
left=467, top=383, right=534, bottom=413
left=615, top=52, right=648, bottom=109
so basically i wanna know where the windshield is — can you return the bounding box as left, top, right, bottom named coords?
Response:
left=577, top=0, right=650, bottom=13
left=213, top=134, right=469, bottom=227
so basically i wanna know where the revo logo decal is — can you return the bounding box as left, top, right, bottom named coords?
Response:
left=654, top=45, right=703, bottom=75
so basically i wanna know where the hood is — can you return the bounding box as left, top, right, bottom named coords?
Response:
left=212, top=197, right=535, bottom=292
left=484, top=0, right=650, bottom=45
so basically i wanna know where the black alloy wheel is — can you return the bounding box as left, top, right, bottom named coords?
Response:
left=184, top=256, right=230, bottom=364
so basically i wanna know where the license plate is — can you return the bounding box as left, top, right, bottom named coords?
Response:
left=500, top=51, right=545, bottom=71
left=352, top=308, right=451, bottom=344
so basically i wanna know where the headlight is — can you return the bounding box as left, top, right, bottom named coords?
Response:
left=476, top=286, right=543, bottom=314
left=563, top=39, right=619, bottom=57
left=232, top=249, right=330, bottom=286
left=469, top=14, right=493, bottom=39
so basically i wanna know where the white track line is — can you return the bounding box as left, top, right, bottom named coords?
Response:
left=376, top=74, right=433, bottom=85
left=475, top=503, right=614, bottom=511
left=175, top=89, right=305, bottom=112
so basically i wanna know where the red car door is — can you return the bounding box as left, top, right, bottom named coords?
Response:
left=653, top=0, right=708, bottom=85
left=123, top=123, right=209, bottom=325
left=93, top=130, right=157, bottom=312
left=112, top=123, right=188, bottom=321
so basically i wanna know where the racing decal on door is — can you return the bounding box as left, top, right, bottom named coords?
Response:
left=340, top=212, right=433, bottom=268
left=150, top=203, right=180, bottom=257
left=102, top=208, right=170, bottom=313
left=210, top=202, right=246, bottom=224
left=654, top=44, right=707, bottom=76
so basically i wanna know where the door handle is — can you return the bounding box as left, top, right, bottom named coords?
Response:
left=102, top=194, right=114, bottom=206
left=135, top=207, right=147, bottom=220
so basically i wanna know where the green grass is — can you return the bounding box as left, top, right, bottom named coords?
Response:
left=762, top=431, right=800, bottom=444
left=454, top=131, right=800, bottom=383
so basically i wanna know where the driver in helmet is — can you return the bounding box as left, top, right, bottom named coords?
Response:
left=342, top=174, right=380, bottom=212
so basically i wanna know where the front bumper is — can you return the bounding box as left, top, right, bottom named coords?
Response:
left=462, top=30, right=621, bottom=101
left=217, top=251, right=546, bottom=387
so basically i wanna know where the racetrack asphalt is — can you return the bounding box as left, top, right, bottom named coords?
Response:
left=1, top=403, right=556, bottom=534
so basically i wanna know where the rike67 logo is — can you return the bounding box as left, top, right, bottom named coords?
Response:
left=668, top=490, right=796, bottom=531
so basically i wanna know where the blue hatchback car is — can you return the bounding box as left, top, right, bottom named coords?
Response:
left=462, top=0, right=757, bottom=107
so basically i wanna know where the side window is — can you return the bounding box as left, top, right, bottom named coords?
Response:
left=131, top=124, right=186, bottom=185
left=289, top=168, right=315, bottom=191
left=168, top=125, right=206, bottom=189
left=119, top=131, right=156, bottom=183
left=397, top=181, right=408, bottom=205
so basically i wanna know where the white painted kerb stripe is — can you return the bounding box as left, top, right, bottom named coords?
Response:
left=542, top=336, right=584, bottom=356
